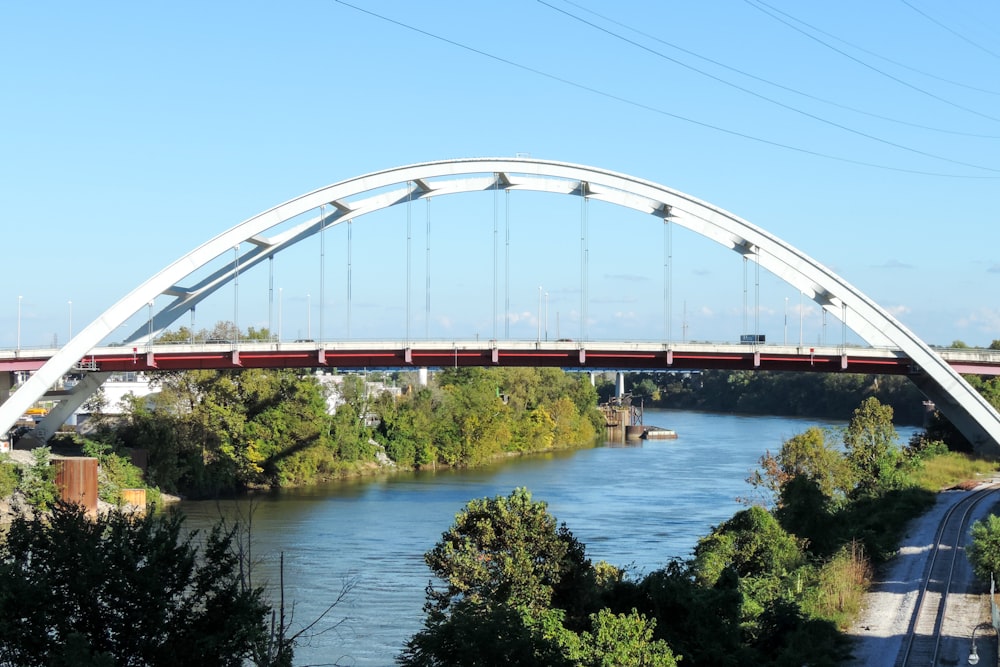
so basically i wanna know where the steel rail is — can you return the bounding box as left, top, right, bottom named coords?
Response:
left=898, top=485, right=997, bottom=666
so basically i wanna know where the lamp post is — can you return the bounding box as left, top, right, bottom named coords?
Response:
left=969, top=622, right=991, bottom=664
left=68, top=300, right=73, bottom=340
left=278, top=288, right=283, bottom=342
left=545, top=292, right=549, bottom=342
left=307, top=293, right=312, bottom=340
left=17, top=295, right=22, bottom=351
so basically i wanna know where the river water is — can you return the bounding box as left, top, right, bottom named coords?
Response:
left=177, top=409, right=918, bottom=666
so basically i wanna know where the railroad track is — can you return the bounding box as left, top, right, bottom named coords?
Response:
left=897, top=484, right=997, bottom=667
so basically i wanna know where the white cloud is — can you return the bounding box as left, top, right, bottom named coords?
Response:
left=884, top=304, right=911, bottom=317
left=956, top=308, right=1000, bottom=333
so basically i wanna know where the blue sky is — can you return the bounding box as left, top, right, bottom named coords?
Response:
left=2, top=1, right=998, bottom=349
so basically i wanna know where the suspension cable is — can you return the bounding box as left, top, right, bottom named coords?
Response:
left=425, top=197, right=431, bottom=340
left=320, top=204, right=326, bottom=342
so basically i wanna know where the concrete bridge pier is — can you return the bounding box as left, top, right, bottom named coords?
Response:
left=418, top=368, right=428, bottom=387
left=615, top=372, right=625, bottom=399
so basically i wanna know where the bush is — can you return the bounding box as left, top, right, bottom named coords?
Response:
left=0, top=456, right=20, bottom=498
left=20, top=447, right=58, bottom=511
left=0, top=502, right=271, bottom=666
left=968, top=513, right=1000, bottom=583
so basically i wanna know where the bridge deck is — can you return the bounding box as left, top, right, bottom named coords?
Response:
left=5, top=341, right=995, bottom=374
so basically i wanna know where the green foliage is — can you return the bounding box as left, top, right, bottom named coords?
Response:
left=965, top=375, right=1000, bottom=413
left=399, top=602, right=574, bottom=667
left=402, top=488, right=637, bottom=667
left=572, top=609, right=678, bottom=667
left=78, top=437, right=160, bottom=507
left=423, top=487, right=590, bottom=614
left=400, top=393, right=981, bottom=667
left=621, top=370, right=926, bottom=424
left=749, top=427, right=853, bottom=509
left=694, top=506, right=804, bottom=588
left=800, top=541, right=871, bottom=628
left=0, top=502, right=271, bottom=667
left=0, top=457, right=20, bottom=499
left=968, top=514, right=1000, bottom=582
left=378, top=368, right=599, bottom=471
left=844, top=397, right=903, bottom=496
left=113, top=368, right=341, bottom=495
left=21, top=447, right=58, bottom=511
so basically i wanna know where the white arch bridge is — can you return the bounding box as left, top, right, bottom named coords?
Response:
left=3, top=158, right=1000, bottom=454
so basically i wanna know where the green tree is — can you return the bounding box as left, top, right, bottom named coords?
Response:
left=967, top=514, right=1000, bottom=582
left=572, top=609, right=678, bottom=667
left=693, top=506, right=804, bottom=589
left=0, top=502, right=271, bottom=667
left=422, top=487, right=590, bottom=613
left=843, top=397, right=902, bottom=496
left=749, top=426, right=852, bottom=507
left=0, top=457, right=20, bottom=499
left=401, top=488, right=598, bottom=665
left=21, top=447, right=58, bottom=511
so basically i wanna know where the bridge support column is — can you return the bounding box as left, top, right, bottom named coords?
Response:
left=0, top=372, right=11, bottom=406
left=29, top=372, right=112, bottom=445
left=616, top=372, right=625, bottom=399
left=911, top=373, right=1000, bottom=458
left=418, top=367, right=428, bottom=387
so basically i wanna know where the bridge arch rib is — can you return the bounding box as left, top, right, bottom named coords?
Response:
left=4, top=157, right=1000, bottom=453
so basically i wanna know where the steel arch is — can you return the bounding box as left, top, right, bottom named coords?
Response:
left=4, top=157, right=1000, bottom=453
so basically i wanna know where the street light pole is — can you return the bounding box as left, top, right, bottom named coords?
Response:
left=278, top=288, right=283, bottom=342
left=17, top=295, right=22, bottom=351
left=545, top=292, right=549, bottom=342
left=968, top=621, right=990, bottom=664
left=307, top=293, right=312, bottom=339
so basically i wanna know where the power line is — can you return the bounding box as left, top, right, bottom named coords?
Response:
left=745, top=0, right=1000, bottom=123
left=541, top=0, right=1000, bottom=173
left=900, top=0, right=1000, bottom=62
left=554, top=0, right=1000, bottom=140
left=748, top=1, right=1000, bottom=97
left=333, top=0, right=999, bottom=179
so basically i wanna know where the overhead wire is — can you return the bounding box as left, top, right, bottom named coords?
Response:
left=899, top=0, right=1000, bottom=62
left=745, top=0, right=1000, bottom=122
left=540, top=0, right=1000, bottom=173
left=333, top=0, right=999, bottom=179
left=746, top=1, right=1000, bottom=97
left=554, top=0, right=1000, bottom=140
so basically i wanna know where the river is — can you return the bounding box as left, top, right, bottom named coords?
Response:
left=177, top=409, right=919, bottom=666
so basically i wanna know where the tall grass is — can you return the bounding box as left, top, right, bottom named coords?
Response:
left=803, top=540, right=872, bottom=629
left=908, top=451, right=999, bottom=492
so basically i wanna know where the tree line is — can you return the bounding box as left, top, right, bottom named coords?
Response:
left=88, top=365, right=603, bottom=498
left=607, top=369, right=930, bottom=424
